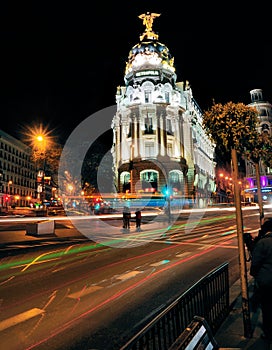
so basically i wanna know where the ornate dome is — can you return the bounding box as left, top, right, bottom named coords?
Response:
left=125, top=40, right=175, bottom=75
left=125, top=13, right=175, bottom=76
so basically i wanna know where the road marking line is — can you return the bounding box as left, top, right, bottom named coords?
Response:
left=68, top=286, right=103, bottom=299
left=197, top=245, right=211, bottom=250
left=176, top=252, right=191, bottom=258
left=150, top=260, right=170, bottom=266
left=117, top=271, right=142, bottom=280
left=0, top=308, right=44, bottom=332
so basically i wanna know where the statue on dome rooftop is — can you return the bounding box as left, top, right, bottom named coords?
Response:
left=138, top=12, right=160, bottom=41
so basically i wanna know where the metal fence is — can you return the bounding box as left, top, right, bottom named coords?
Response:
left=120, top=262, right=229, bottom=350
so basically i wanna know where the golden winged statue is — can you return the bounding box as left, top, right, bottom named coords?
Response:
left=138, top=12, right=160, bottom=41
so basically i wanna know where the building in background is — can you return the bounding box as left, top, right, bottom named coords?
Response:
left=0, top=129, right=36, bottom=209
left=111, top=12, right=216, bottom=208
left=245, top=88, right=272, bottom=203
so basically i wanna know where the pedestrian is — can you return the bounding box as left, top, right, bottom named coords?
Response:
left=250, top=217, right=272, bottom=342
left=135, top=208, right=142, bottom=231
left=122, top=206, right=131, bottom=230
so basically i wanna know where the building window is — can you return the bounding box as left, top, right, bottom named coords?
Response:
left=167, top=143, right=173, bottom=156
left=166, top=119, right=173, bottom=135
left=169, top=170, right=183, bottom=191
left=128, top=122, right=132, bottom=138
left=144, top=114, right=153, bottom=134
left=141, top=170, right=158, bottom=191
left=144, top=90, right=152, bottom=103
left=145, top=142, right=155, bottom=157
left=260, top=108, right=267, bottom=116
left=261, top=123, right=270, bottom=131
left=165, top=91, right=170, bottom=103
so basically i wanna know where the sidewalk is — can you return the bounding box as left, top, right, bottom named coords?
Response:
left=215, top=276, right=272, bottom=350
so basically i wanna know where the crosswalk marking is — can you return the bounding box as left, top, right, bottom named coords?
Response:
left=0, top=308, right=44, bottom=332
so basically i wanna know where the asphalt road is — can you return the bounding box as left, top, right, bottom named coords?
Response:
left=0, top=206, right=271, bottom=350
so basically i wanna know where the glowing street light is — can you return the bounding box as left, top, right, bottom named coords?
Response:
left=24, top=124, right=54, bottom=204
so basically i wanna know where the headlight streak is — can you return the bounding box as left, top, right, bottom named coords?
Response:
left=2, top=233, right=236, bottom=349
left=0, top=275, right=15, bottom=286
left=1, top=226, right=237, bottom=319
left=0, top=242, right=107, bottom=272
left=220, top=229, right=236, bottom=236
left=0, top=215, right=239, bottom=283
left=0, top=214, right=236, bottom=274
left=24, top=245, right=219, bottom=350
left=0, top=243, right=180, bottom=312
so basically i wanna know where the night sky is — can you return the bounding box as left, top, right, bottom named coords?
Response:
left=1, top=1, right=271, bottom=144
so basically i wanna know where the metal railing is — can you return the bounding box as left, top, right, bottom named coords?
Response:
left=120, top=262, right=229, bottom=350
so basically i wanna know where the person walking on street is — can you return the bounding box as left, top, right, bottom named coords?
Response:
left=135, top=208, right=142, bottom=231
left=250, top=217, right=272, bottom=342
left=122, top=206, right=131, bottom=230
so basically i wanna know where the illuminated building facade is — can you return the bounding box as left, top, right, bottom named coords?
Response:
left=111, top=13, right=216, bottom=207
left=0, top=129, right=36, bottom=208
left=244, top=88, right=272, bottom=203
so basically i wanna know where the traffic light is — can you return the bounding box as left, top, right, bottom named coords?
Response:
left=162, top=185, right=172, bottom=199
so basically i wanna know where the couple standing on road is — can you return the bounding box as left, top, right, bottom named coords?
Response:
left=122, top=207, right=142, bottom=231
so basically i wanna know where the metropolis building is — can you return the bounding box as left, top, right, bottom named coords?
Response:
left=111, top=13, right=216, bottom=207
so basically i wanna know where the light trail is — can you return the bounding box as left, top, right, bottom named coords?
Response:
left=25, top=244, right=219, bottom=350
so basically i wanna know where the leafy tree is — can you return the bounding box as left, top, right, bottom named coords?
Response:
left=202, top=101, right=259, bottom=151
left=260, top=132, right=272, bottom=168
left=242, top=132, right=272, bottom=225
left=31, top=146, right=62, bottom=188
left=202, top=101, right=259, bottom=338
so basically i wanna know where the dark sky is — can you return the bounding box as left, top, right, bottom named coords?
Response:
left=1, top=1, right=271, bottom=144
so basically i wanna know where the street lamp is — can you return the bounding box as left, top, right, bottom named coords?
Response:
left=34, top=134, right=47, bottom=204
left=24, top=124, right=54, bottom=205
left=6, top=180, right=12, bottom=208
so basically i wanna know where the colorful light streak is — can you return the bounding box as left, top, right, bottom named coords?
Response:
left=25, top=245, right=219, bottom=350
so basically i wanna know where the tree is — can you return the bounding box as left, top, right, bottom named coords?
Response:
left=262, top=133, right=272, bottom=168
left=31, top=146, right=62, bottom=188
left=242, top=132, right=272, bottom=225
left=202, top=101, right=259, bottom=338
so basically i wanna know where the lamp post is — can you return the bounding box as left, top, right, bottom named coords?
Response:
left=34, top=134, right=47, bottom=204
left=7, top=180, right=12, bottom=208
left=25, top=124, right=55, bottom=207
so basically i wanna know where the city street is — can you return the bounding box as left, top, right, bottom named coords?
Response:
left=0, top=206, right=270, bottom=349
